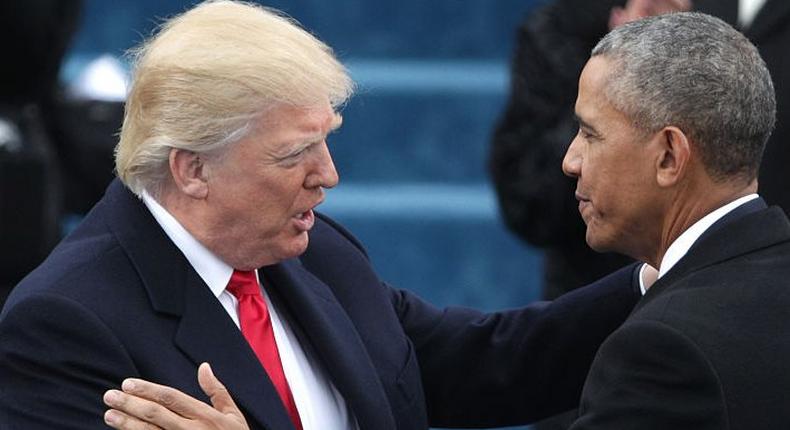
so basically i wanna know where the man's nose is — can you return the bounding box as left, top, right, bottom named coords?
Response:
left=562, top=136, right=582, bottom=178
left=306, top=142, right=339, bottom=189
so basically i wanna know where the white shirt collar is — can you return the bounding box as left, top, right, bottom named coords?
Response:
left=141, top=190, right=233, bottom=298
left=658, top=193, right=759, bottom=279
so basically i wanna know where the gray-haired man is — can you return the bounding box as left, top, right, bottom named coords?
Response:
left=563, top=12, right=790, bottom=429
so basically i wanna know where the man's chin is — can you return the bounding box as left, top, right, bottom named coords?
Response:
left=279, top=233, right=311, bottom=261
left=585, top=231, right=614, bottom=254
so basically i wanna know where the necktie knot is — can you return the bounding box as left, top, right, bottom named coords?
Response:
left=226, top=269, right=260, bottom=298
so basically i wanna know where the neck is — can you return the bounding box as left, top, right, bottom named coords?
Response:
left=645, top=179, right=757, bottom=268
left=156, top=185, right=213, bottom=251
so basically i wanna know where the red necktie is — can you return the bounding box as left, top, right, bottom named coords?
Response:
left=227, top=270, right=303, bottom=430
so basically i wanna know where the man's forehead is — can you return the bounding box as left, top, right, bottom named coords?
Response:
left=579, top=56, right=613, bottom=96
left=576, top=57, right=617, bottom=115
left=256, top=103, right=341, bottom=133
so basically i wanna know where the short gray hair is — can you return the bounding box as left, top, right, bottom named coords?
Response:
left=115, top=0, right=354, bottom=197
left=592, top=12, right=775, bottom=182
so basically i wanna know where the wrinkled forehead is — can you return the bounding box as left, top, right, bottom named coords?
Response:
left=231, top=103, right=342, bottom=155
left=256, top=102, right=342, bottom=132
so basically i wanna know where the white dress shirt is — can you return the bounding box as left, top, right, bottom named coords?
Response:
left=142, top=191, right=358, bottom=430
left=638, top=194, right=759, bottom=294
left=658, top=194, right=758, bottom=279
left=739, top=0, right=768, bottom=28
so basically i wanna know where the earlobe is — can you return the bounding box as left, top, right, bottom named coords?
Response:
left=169, top=149, right=209, bottom=199
left=655, top=126, right=690, bottom=188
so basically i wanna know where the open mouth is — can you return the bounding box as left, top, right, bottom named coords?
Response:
left=292, top=209, right=316, bottom=232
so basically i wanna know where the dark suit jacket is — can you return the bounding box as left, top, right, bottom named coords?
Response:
left=0, top=179, right=639, bottom=429
left=571, top=198, right=790, bottom=429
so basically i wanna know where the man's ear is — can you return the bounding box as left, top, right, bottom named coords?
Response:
left=655, top=126, right=691, bottom=188
left=169, top=148, right=209, bottom=199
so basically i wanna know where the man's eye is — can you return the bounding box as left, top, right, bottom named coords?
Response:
left=578, top=128, right=596, bottom=140
left=287, top=145, right=313, bottom=159
left=289, top=148, right=307, bottom=158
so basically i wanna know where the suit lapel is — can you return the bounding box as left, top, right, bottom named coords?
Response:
left=104, top=180, right=291, bottom=430
left=263, top=259, right=397, bottom=430
left=637, top=200, right=790, bottom=311
left=174, top=271, right=294, bottom=430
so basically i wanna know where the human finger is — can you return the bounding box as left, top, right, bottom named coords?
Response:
left=120, top=377, right=213, bottom=419
left=198, top=363, right=242, bottom=416
left=103, top=390, right=177, bottom=429
left=103, top=390, right=188, bottom=430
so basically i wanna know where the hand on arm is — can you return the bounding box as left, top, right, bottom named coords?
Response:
left=103, top=363, right=249, bottom=430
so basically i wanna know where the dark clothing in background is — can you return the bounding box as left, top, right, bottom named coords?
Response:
left=0, top=0, right=121, bottom=305
left=0, top=1, right=82, bottom=105
left=0, top=1, right=83, bottom=303
left=693, top=0, right=790, bottom=217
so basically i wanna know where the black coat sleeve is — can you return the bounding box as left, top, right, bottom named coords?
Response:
left=570, top=320, right=727, bottom=430
left=0, top=293, right=138, bottom=429
left=393, top=263, right=641, bottom=428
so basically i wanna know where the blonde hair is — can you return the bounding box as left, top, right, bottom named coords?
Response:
left=115, top=0, right=354, bottom=196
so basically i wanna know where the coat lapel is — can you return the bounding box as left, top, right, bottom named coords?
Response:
left=174, top=272, right=295, bottom=430
left=637, top=200, right=790, bottom=311
left=263, top=259, right=397, bottom=430
left=104, top=180, right=292, bottom=430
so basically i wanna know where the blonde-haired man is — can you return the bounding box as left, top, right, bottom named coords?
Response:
left=0, top=2, right=641, bottom=429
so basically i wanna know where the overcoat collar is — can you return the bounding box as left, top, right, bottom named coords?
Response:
left=635, top=198, right=790, bottom=312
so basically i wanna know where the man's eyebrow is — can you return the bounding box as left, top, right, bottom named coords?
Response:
left=573, top=113, right=599, bottom=135
left=296, top=113, right=343, bottom=148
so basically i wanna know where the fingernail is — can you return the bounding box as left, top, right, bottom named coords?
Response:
left=104, top=390, right=120, bottom=405
left=104, top=410, right=120, bottom=425
left=122, top=379, right=136, bottom=392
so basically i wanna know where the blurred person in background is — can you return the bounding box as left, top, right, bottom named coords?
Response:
left=0, top=0, right=82, bottom=304
left=0, top=2, right=644, bottom=429
left=489, top=0, right=789, bottom=426
left=0, top=0, right=124, bottom=307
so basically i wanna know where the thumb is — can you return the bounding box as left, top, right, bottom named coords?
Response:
left=197, top=363, right=243, bottom=416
